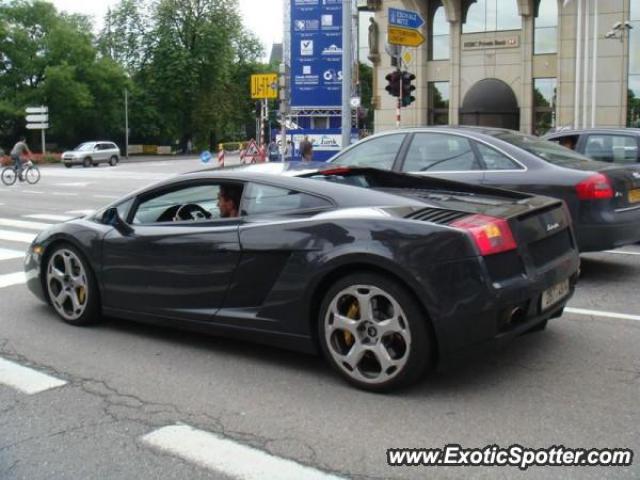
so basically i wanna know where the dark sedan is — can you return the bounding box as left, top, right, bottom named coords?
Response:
left=330, top=127, right=640, bottom=252
left=25, top=167, right=579, bottom=391
left=543, top=128, right=640, bottom=165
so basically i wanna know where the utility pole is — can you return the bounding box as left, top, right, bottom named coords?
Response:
left=124, top=88, right=129, bottom=159
left=341, top=0, right=352, bottom=150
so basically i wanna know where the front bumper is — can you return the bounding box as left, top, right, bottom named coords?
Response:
left=25, top=244, right=47, bottom=303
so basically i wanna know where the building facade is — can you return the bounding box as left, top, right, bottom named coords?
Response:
left=368, top=0, right=639, bottom=135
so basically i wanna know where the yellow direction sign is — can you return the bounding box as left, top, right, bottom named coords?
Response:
left=388, top=26, right=425, bottom=47
left=251, top=73, right=278, bottom=99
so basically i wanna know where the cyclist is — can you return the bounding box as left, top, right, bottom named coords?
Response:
left=10, top=137, right=32, bottom=181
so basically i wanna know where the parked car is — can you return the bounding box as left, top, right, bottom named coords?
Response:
left=62, top=141, right=120, bottom=168
left=543, top=128, right=640, bottom=164
left=26, top=166, right=579, bottom=391
left=329, top=127, right=640, bottom=252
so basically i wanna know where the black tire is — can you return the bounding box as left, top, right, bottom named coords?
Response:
left=1, top=167, right=17, bottom=186
left=64, top=163, right=72, bottom=168
left=83, top=157, right=91, bottom=168
left=317, top=272, right=433, bottom=392
left=44, top=243, right=101, bottom=326
left=92, top=162, right=99, bottom=167
left=109, top=156, right=118, bottom=166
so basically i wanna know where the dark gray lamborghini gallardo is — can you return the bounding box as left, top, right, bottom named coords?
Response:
left=25, top=166, right=580, bottom=391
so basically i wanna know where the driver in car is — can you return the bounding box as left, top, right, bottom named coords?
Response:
left=217, top=184, right=242, bottom=218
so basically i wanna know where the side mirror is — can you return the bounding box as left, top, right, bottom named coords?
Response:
left=102, top=207, right=134, bottom=235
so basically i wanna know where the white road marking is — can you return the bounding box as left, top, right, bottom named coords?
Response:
left=66, top=210, right=95, bottom=216
left=23, top=190, right=45, bottom=194
left=0, top=248, right=26, bottom=261
left=0, top=357, right=67, bottom=394
left=93, top=194, right=119, bottom=199
left=51, top=192, right=79, bottom=197
left=604, top=250, right=640, bottom=256
left=142, top=425, right=345, bottom=480
left=24, top=214, right=72, bottom=222
left=0, top=272, right=26, bottom=288
left=565, top=307, right=640, bottom=323
left=54, top=182, right=90, bottom=187
left=0, top=218, right=53, bottom=230
left=0, top=229, right=36, bottom=244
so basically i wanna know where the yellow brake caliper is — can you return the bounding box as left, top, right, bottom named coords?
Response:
left=77, top=286, right=86, bottom=305
left=344, top=301, right=359, bottom=346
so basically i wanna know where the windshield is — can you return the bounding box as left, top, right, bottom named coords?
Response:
left=490, top=131, right=592, bottom=165
left=74, top=143, right=95, bottom=151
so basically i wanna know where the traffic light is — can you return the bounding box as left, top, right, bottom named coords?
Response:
left=255, top=101, right=261, bottom=118
left=385, top=71, right=402, bottom=97
left=401, top=71, right=416, bottom=107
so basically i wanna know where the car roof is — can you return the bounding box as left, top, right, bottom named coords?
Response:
left=544, top=128, right=640, bottom=137
left=145, top=165, right=426, bottom=209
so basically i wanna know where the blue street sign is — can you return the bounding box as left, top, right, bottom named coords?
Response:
left=200, top=151, right=212, bottom=164
left=388, top=7, right=425, bottom=30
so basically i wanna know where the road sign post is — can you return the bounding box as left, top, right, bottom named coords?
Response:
left=25, top=106, right=48, bottom=154
left=387, top=7, right=426, bottom=48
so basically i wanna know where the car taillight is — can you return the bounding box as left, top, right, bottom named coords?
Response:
left=575, top=173, right=613, bottom=200
left=451, top=214, right=517, bottom=256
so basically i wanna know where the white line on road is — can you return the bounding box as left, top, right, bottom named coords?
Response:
left=604, top=250, right=640, bottom=256
left=24, top=214, right=72, bottom=222
left=0, top=229, right=36, bottom=244
left=93, top=194, right=119, bottom=199
left=142, top=425, right=345, bottom=480
left=54, top=182, right=91, bottom=187
left=0, top=218, right=53, bottom=231
left=565, top=307, right=640, bottom=323
left=66, top=210, right=95, bottom=216
left=0, top=357, right=67, bottom=394
left=51, top=192, right=79, bottom=197
left=23, top=190, right=45, bottom=194
left=0, top=248, right=25, bottom=261
left=0, top=272, right=26, bottom=288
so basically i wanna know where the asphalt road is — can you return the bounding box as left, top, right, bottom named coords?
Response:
left=0, top=159, right=638, bottom=480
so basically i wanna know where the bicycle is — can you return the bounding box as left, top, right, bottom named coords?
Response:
left=1, top=159, right=41, bottom=186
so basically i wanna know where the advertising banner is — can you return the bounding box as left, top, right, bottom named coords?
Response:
left=290, top=0, right=342, bottom=108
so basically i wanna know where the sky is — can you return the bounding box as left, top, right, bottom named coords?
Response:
left=50, top=0, right=284, bottom=59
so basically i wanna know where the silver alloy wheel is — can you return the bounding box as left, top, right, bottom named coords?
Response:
left=46, top=249, right=89, bottom=321
left=324, top=284, right=412, bottom=385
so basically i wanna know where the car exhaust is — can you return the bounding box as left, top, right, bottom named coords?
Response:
left=509, top=307, right=526, bottom=325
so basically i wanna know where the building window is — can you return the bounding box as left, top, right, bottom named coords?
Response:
left=534, top=0, right=558, bottom=54
left=533, top=78, right=556, bottom=135
left=463, top=0, right=521, bottom=33
left=311, top=116, right=328, bottom=129
left=628, top=2, right=640, bottom=126
left=428, top=82, right=450, bottom=125
left=429, top=1, right=449, bottom=60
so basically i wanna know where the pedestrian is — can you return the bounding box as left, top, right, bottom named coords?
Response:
left=186, top=138, right=193, bottom=155
left=300, top=137, right=313, bottom=162
left=10, top=136, right=32, bottom=180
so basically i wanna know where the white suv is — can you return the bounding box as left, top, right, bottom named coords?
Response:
left=62, top=141, right=121, bottom=168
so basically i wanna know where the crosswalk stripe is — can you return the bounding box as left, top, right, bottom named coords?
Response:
left=0, top=248, right=25, bottom=261
left=66, top=210, right=95, bottom=216
left=0, top=357, right=67, bottom=394
left=24, top=214, right=73, bottom=222
left=0, top=229, right=36, bottom=244
left=0, top=218, right=53, bottom=231
left=0, top=272, right=26, bottom=287
left=142, top=425, right=344, bottom=480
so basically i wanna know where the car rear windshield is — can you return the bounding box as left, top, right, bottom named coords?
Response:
left=490, top=131, right=592, bottom=166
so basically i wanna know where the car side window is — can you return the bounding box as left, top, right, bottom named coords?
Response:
left=476, top=143, right=523, bottom=170
left=584, top=134, right=638, bottom=164
left=332, top=134, right=405, bottom=169
left=132, top=183, right=242, bottom=224
left=548, top=134, right=579, bottom=150
left=242, top=183, right=332, bottom=216
left=403, top=133, right=480, bottom=172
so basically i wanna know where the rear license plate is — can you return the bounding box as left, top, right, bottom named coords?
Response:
left=541, top=279, right=570, bottom=311
left=629, top=189, right=640, bottom=204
